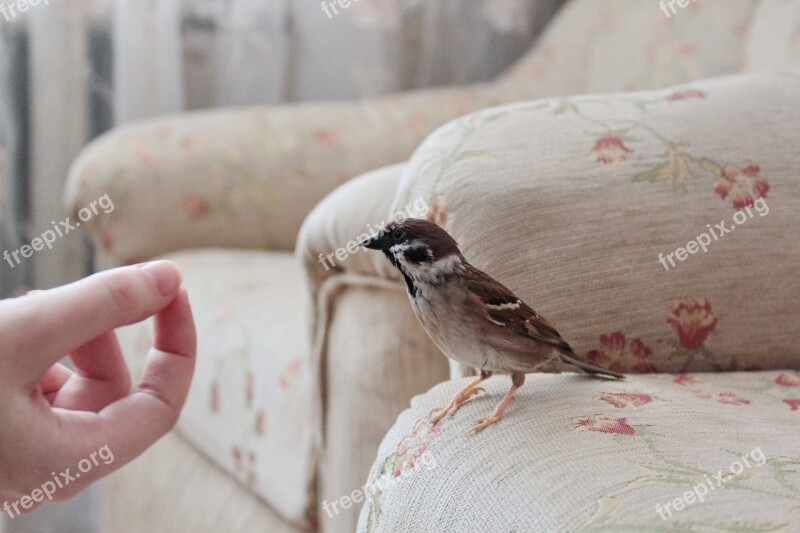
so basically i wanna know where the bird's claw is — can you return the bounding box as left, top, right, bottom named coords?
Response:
left=429, top=406, right=448, bottom=425
left=469, top=415, right=502, bottom=434
left=446, top=387, right=485, bottom=417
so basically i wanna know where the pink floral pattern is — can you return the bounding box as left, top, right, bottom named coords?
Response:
left=425, top=195, right=451, bottom=230
left=390, top=418, right=440, bottom=478
left=183, top=195, right=211, bottom=220
left=783, top=399, right=800, bottom=411
left=365, top=416, right=442, bottom=529
left=596, top=392, right=653, bottom=409
left=775, top=372, right=800, bottom=387
left=279, top=359, right=304, bottom=389
left=695, top=391, right=750, bottom=406
left=587, top=332, right=656, bottom=374
left=713, top=162, right=770, bottom=209
left=667, top=298, right=718, bottom=350
left=591, top=134, right=632, bottom=165
left=665, top=88, right=706, bottom=101
left=575, top=415, right=636, bottom=436
left=673, top=374, right=705, bottom=386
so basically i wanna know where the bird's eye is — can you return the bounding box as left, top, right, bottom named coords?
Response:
left=393, top=229, right=407, bottom=241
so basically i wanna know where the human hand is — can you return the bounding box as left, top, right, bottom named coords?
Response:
left=0, top=261, right=196, bottom=516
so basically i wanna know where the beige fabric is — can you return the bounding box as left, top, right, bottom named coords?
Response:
left=499, top=0, right=760, bottom=96
left=391, top=73, right=800, bottom=375
left=297, top=163, right=450, bottom=532
left=358, top=370, right=800, bottom=531
left=99, top=432, right=301, bottom=533
left=745, top=0, right=800, bottom=73
left=65, top=0, right=779, bottom=268
left=319, top=286, right=449, bottom=533
left=296, top=163, right=408, bottom=302
left=115, top=249, right=315, bottom=527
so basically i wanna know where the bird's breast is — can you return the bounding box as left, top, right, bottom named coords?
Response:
left=409, top=283, right=492, bottom=370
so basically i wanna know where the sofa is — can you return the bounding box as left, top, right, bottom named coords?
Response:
left=64, top=1, right=800, bottom=531
left=354, top=71, right=800, bottom=531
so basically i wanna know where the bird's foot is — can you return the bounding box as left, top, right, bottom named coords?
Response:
left=429, top=406, right=449, bottom=425
left=470, top=414, right=502, bottom=433
left=429, top=386, right=486, bottom=425
left=447, top=387, right=485, bottom=416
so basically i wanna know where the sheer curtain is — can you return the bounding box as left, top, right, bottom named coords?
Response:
left=0, top=0, right=561, bottom=295
left=0, top=23, right=17, bottom=297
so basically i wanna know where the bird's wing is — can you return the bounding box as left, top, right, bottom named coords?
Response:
left=463, top=264, right=573, bottom=354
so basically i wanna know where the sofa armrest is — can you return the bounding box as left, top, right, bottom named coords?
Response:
left=65, top=84, right=499, bottom=266
left=392, top=72, right=800, bottom=376
left=296, top=163, right=416, bottom=298
left=297, top=163, right=450, bottom=532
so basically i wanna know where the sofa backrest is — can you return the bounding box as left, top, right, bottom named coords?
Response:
left=499, top=0, right=800, bottom=99
left=391, top=73, right=800, bottom=373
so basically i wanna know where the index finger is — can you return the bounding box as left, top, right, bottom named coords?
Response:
left=0, top=262, right=182, bottom=381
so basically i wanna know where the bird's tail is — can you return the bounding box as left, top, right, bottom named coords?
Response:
left=559, top=352, right=625, bottom=380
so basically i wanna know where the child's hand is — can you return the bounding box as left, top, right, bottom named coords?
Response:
left=0, top=261, right=196, bottom=515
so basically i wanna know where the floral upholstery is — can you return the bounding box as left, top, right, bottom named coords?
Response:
left=389, top=73, right=800, bottom=375
left=61, top=1, right=800, bottom=532
left=358, top=370, right=800, bottom=531
left=116, top=249, right=316, bottom=528
left=64, top=0, right=791, bottom=269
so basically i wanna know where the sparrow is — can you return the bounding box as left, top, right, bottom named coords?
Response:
left=360, top=218, right=623, bottom=433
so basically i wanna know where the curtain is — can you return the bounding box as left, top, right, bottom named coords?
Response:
left=211, top=0, right=561, bottom=105
left=0, top=23, right=15, bottom=297
left=0, top=0, right=561, bottom=295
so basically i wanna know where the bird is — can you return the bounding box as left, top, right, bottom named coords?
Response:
left=360, top=218, right=623, bottom=433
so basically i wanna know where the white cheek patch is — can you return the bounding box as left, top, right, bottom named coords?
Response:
left=389, top=243, right=411, bottom=254
left=404, top=254, right=464, bottom=282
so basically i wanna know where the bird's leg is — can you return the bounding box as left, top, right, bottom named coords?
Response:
left=430, top=370, right=491, bottom=424
left=471, top=372, right=525, bottom=433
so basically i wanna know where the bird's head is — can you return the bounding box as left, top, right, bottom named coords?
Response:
left=359, top=219, right=464, bottom=284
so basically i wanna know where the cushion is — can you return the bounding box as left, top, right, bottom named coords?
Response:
left=746, top=0, right=800, bottom=74
left=500, top=0, right=760, bottom=98
left=390, top=72, right=800, bottom=374
left=116, top=249, right=314, bottom=527
left=358, top=371, right=800, bottom=531
left=98, top=432, right=301, bottom=533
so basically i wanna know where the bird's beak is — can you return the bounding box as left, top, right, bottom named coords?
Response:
left=360, top=232, right=391, bottom=251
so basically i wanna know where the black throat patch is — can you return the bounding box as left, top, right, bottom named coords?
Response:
left=382, top=250, right=417, bottom=297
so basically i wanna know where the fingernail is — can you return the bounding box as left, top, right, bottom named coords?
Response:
left=139, top=261, right=182, bottom=296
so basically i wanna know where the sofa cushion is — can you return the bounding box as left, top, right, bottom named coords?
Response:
left=358, top=371, right=800, bottom=531
left=391, top=72, right=800, bottom=374
left=116, top=249, right=314, bottom=527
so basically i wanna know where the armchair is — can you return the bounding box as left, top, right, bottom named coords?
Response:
left=64, top=0, right=800, bottom=532
left=355, top=71, right=800, bottom=530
